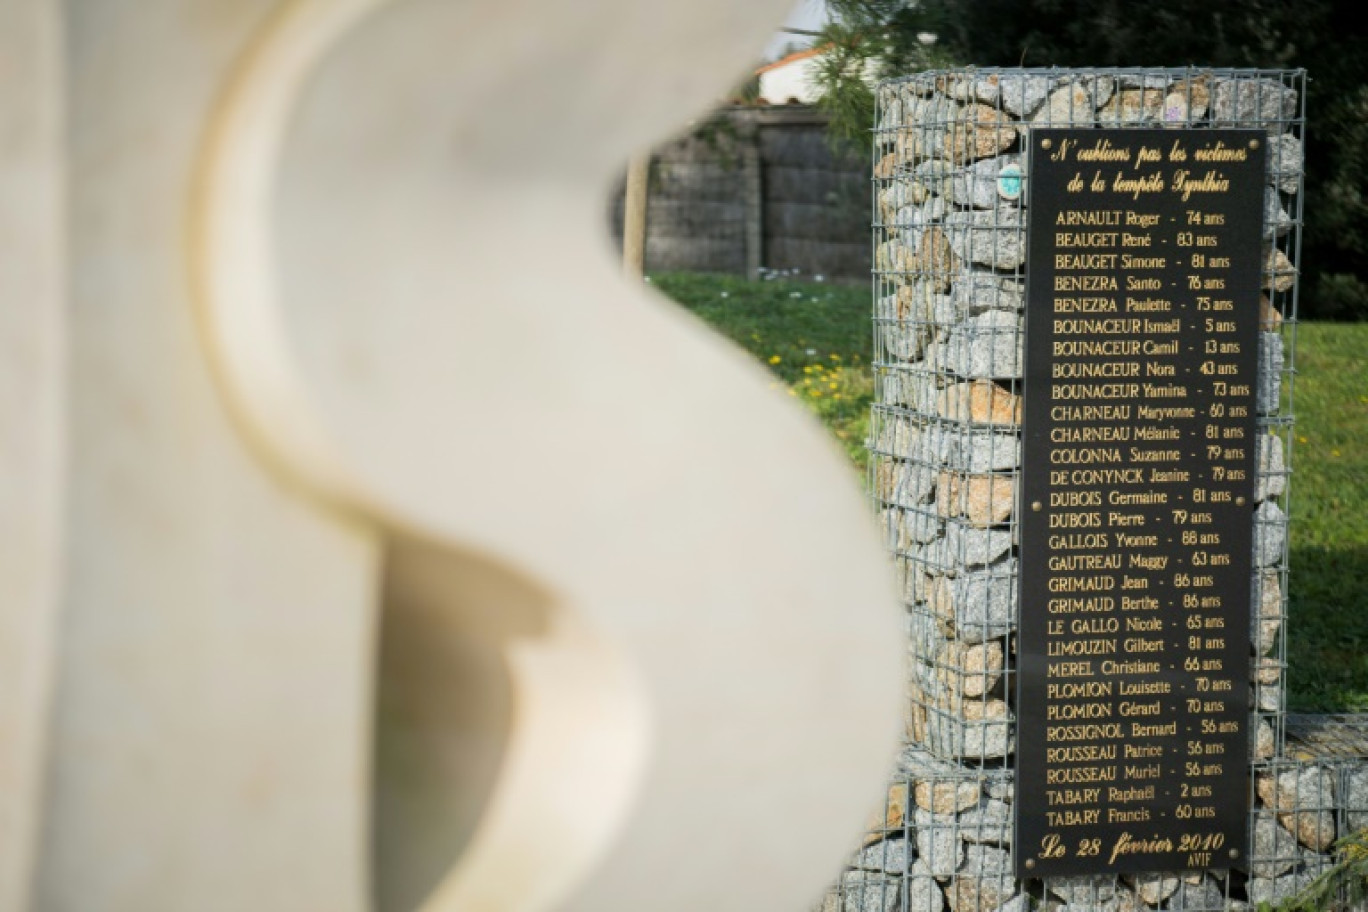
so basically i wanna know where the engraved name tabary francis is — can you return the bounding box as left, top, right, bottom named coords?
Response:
left=1014, top=130, right=1265, bottom=878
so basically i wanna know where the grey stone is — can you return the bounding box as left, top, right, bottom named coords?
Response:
left=930, top=297, right=961, bottom=335
left=930, top=311, right=1024, bottom=380
left=951, top=559, right=1017, bottom=643
left=878, top=95, right=905, bottom=132
left=1166, top=875, right=1223, bottom=911
left=1029, top=81, right=1099, bottom=129
left=1246, top=869, right=1319, bottom=908
left=899, top=121, right=953, bottom=165
left=890, top=206, right=929, bottom=241
left=937, top=74, right=1002, bottom=107
left=1267, top=133, right=1303, bottom=194
left=899, top=555, right=933, bottom=604
left=1049, top=875, right=1118, bottom=906
left=1253, top=500, right=1287, bottom=568
left=947, top=844, right=1015, bottom=912
left=997, top=74, right=1052, bottom=118
left=994, top=895, right=1031, bottom=912
left=941, top=522, right=1014, bottom=570
left=907, top=611, right=946, bottom=663
left=896, top=743, right=974, bottom=782
left=1345, top=765, right=1368, bottom=833
left=951, top=270, right=1024, bottom=317
left=915, top=807, right=966, bottom=877
left=884, top=368, right=939, bottom=413
left=1256, top=679, right=1282, bottom=713
left=1116, top=74, right=1172, bottom=90
left=841, top=870, right=903, bottom=912
left=1251, top=810, right=1301, bottom=878
left=1211, top=78, right=1298, bottom=130
left=883, top=320, right=932, bottom=361
left=912, top=424, right=960, bottom=468
left=875, top=412, right=918, bottom=456
left=950, top=155, right=1024, bottom=210
left=880, top=181, right=919, bottom=221
left=984, top=779, right=1013, bottom=802
left=880, top=459, right=938, bottom=508
left=914, top=158, right=958, bottom=199
left=908, top=862, right=947, bottom=912
left=1264, top=189, right=1292, bottom=239
left=1123, top=872, right=1179, bottom=906
left=1258, top=331, right=1284, bottom=414
left=855, top=836, right=913, bottom=874
left=922, top=700, right=1013, bottom=761
left=1254, top=433, right=1286, bottom=502
left=957, top=430, right=1021, bottom=473
left=943, top=207, right=1026, bottom=270
left=1252, top=572, right=1283, bottom=657
left=893, top=196, right=951, bottom=237
left=957, top=798, right=1011, bottom=845
left=898, top=508, right=945, bottom=547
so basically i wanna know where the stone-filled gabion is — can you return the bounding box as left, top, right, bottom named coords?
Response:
left=870, top=67, right=1299, bottom=770
left=816, top=751, right=1368, bottom=912
left=824, top=67, right=1312, bottom=912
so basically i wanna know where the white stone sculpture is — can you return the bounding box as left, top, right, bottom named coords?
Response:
left=0, top=1, right=903, bottom=910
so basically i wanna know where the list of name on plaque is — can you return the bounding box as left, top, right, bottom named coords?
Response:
left=1015, top=129, right=1266, bottom=878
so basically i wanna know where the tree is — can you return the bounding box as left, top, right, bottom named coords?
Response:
left=814, top=0, right=1368, bottom=319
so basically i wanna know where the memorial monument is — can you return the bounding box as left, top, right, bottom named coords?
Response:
left=837, top=66, right=1353, bottom=912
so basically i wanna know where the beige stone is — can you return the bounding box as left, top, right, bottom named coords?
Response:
left=1099, top=88, right=1163, bottom=125
left=915, top=227, right=958, bottom=290
left=936, top=473, right=1014, bottom=527
left=1255, top=718, right=1276, bottom=760
left=1125, top=872, right=1180, bottom=905
left=914, top=780, right=982, bottom=815
left=1258, top=768, right=1337, bottom=851
left=1255, top=572, right=1284, bottom=655
left=938, top=640, right=1005, bottom=698
left=6, top=0, right=905, bottom=910
left=1161, top=78, right=1211, bottom=127
left=945, top=104, right=1015, bottom=162
left=1261, top=295, right=1284, bottom=331
left=1254, top=658, right=1283, bottom=685
left=1264, top=247, right=1297, bottom=291
left=947, top=846, right=1014, bottom=912
left=963, top=698, right=1009, bottom=723
left=877, top=238, right=918, bottom=277
left=1031, top=82, right=1094, bottom=128
left=937, top=381, right=1022, bottom=426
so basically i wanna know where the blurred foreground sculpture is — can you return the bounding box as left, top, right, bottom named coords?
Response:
left=0, top=1, right=902, bottom=910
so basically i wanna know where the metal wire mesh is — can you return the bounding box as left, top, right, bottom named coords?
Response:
left=821, top=66, right=1324, bottom=912
left=817, top=752, right=1367, bottom=912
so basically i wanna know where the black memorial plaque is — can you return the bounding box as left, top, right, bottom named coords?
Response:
left=1015, top=129, right=1266, bottom=878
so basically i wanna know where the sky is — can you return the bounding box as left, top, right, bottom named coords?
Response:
left=763, top=0, right=830, bottom=61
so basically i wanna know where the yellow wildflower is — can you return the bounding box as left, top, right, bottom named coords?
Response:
left=768, top=355, right=781, bottom=365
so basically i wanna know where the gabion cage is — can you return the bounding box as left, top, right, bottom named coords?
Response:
left=817, top=66, right=1343, bottom=912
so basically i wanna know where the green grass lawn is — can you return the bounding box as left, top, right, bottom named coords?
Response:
left=650, top=271, right=874, bottom=470
left=654, top=270, right=1368, bottom=713
left=1283, top=322, right=1368, bottom=711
